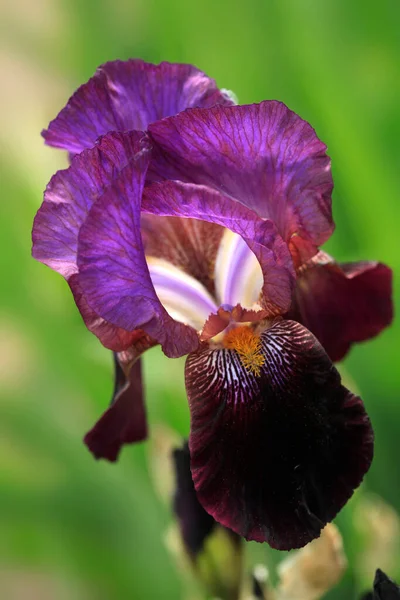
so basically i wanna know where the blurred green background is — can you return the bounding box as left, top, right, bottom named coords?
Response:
left=0, top=0, right=399, bottom=598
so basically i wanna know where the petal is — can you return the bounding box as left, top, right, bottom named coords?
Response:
left=214, top=228, right=264, bottom=308
left=287, top=252, right=393, bottom=362
left=173, top=441, right=243, bottom=598
left=147, top=257, right=218, bottom=331
left=173, top=441, right=216, bottom=557
left=43, top=59, right=234, bottom=155
left=84, top=351, right=149, bottom=461
left=142, top=180, right=295, bottom=315
left=366, top=569, right=400, bottom=600
left=185, top=320, right=373, bottom=550
left=32, top=130, right=148, bottom=279
left=141, top=214, right=224, bottom=295
left=69, top=274, right=144, bottom=351
left=148, top=101, right=334, bottom=255
left=77, top=159, right=199, bottom=358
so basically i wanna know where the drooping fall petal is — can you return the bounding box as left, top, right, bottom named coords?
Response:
left=84, top=352, right=149, bottom=461
left=287, top=252, right=393, bottom=362
left=185, top=320, right=373, bottom=550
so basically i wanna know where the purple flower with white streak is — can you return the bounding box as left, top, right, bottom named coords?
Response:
left=32, top=59, right=392, bottom=551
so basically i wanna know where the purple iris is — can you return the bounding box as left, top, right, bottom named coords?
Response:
left=32, top=59, right=393, bottom=551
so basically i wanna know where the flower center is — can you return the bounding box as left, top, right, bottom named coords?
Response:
left=223, top=326, right=265, bottom=377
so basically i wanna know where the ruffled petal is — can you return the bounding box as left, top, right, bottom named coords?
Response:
left=77, top=159, right=199, bottom=358
left=148, top=101, right=334, bottom=256
left=185, top=320, right=373, bottom=550
left=142, top=180, right=295, bottom=315
left=84, top=350, right=150, bottom=461
left=287, top=252, right=393, bottom=362
left=43, top=59, right=234, bottom=155
left=32, top=130, right=148, bottom=279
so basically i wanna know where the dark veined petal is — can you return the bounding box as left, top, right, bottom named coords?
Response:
left=32, top=130, right=148, bottom=279
left=85, top=349, right=150, bottom=461
left=287, top=252, right=393, bottom=362
left=142, top=180, right=295, bottom=316
left=185, top=320, right=373, bottom=550
left=148, top=101, right=334, bottom=257
left=42, top=59, right=234, bottom=155
left=77, top=158, right=199, bottom=358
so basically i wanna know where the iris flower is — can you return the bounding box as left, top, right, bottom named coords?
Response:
left=32, top=60, right=392, bottom=550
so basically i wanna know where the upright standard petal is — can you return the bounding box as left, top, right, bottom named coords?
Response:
left=148, top=101, right=334, bottom=258
left=84, top=351, right=149, bottom=461
left=185, top=320, right=373, bottom=550
left=33, top=131, right=156, bottom=351
left=142, top=180, right=295, bottom=316
left=42, top=60, right=234, bottom=155
left=77, top=160, right=199, bottom=358
left=287, top=252, right=393, bottom=362
left=32, top=130, right=148, bottom=279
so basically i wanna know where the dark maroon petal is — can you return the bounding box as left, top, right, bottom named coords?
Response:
left=43, top=59, right=234, bottom=155
left=185, top=320, right=373, bottom=550
left=148, top=101, right=334, bottom=256
left=84, top=353, right=148, bottom=461
left=141, top=214, right=224, bottom=295
left=32, top=130, right=148, bottom=279
left=173, top=441, right=216, bottom=557
left=77, top=160, right=199, bottom=358
left=374, top=569, right=400, bottom=600
left=287, top=252, right=393, bottom=362
left=362, top=569, right=400, bottom=600
left=142, top=180, right=295, bottom=315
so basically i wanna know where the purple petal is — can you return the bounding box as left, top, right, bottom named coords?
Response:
left=141, top=214, right=224, bottom=296
left=77, top=160, right=199, bottom=358
left=185, top=320, right=373, bottom=550
left=32, top=131, right=148, bottom=279
left=84, top=352, right=148, bottom=461
left=142, top=180, right=295, bottom=315
left=287, top=252, right=393, bottom=362
left=43, top=59, right=234, bottom=155
left=69, top=274, right=145, bottom=351
left=148, top=101, right=334, bottom=256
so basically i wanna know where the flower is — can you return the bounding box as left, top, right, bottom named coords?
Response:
left=32, top=59, right=392, bottom=550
